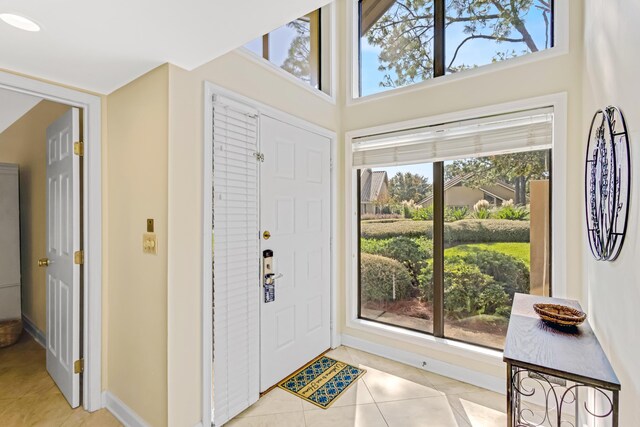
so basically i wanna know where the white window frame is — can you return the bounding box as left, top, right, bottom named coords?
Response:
left=0, top=70, right=103, bottom=412
left=344, top=93, right=568, bottom=364
left=202, top=81, right=339, bottom=427
left=236, top=2, right=338, bottom=105
left=347, top=0, right=570, bottom=104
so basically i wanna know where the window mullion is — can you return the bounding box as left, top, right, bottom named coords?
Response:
left=434, top=0, right=445, bottom=78
left=433, top=0, right=446, bottom=338
left=433, top=161, right=445, bottom=338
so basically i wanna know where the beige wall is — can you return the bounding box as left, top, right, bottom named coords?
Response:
left=106, top=64, right=169, bottom=427
left=583, top=0, right=640, bottom=424
left=0, top=100, right=70, bottom=332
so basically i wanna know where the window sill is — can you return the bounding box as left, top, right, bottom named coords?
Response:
left=348, top=45, right=569, bottom=106
left=346, top=317, right=503, bottom=366
left=234, top=48, right=336, bottom=105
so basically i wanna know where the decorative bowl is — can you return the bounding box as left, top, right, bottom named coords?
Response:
left=533, top=303, right=586, bottom=327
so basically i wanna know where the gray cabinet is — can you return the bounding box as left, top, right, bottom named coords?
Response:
left=0, top=163, right=21, bottom=321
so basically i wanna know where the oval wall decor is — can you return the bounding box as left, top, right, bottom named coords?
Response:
left=585, top=106, right=631, bottom=261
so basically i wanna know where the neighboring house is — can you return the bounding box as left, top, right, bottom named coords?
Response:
left=418, top=173, right=515, bottom=209
left=360, top=168, right=389, bottom=214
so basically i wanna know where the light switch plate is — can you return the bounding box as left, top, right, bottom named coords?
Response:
left=143, top=233, right=158, bottom=255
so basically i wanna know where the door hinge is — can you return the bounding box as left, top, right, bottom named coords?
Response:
left=73, top=141, right=84, bottom=156
left=74, top=250, right=84, bottom=265
left=254, top=152, right=265, bottom=162
left=74, top=358, right=84, bottom=374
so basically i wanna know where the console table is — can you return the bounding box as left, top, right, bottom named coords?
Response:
left=504, top=294, right=620, bottom=427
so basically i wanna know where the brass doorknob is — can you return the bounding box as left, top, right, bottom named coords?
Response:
left=38, top=258, right=50, bottom=267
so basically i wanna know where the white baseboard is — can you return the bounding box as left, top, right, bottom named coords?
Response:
left=102, top=391, right=150, bottom=427
left=341, top=334, right=505, bottom=395
left=22, top=314, right=46, bottom=348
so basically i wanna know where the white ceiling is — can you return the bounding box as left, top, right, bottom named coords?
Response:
left=0, top=87, right=42, bottom=134
left=0, top=0, right=332, bottom=94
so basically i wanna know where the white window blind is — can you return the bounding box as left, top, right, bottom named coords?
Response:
left=212, top=95, right=260, bottom=426
left=352, top=107, right=553, bottom=168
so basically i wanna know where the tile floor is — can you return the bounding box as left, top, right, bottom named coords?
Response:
left=0, top=333, right=121, bottom=426
left=227, top=346, right=508, bottom=427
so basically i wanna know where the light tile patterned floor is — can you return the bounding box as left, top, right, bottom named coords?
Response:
left=227, top=346, right=507, bottom=427
left=0, top=333, right=121, bottom=427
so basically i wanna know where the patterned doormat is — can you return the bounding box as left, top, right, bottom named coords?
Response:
left=278, top=355, right=367, bottom=409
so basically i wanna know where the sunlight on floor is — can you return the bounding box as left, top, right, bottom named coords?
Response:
left=227, top=346, right=507, bottom=427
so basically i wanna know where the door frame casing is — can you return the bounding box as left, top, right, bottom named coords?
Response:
left=0, top=71, right=102, bottom=412
left=202, top=81, right=338, bottom=426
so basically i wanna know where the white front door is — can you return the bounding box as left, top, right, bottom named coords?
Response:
left=259, top=115, right=331, bottom=391
left=45, top=108, right=81, bottom=407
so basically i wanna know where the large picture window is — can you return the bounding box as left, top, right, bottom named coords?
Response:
left=245, top=10, right=321, bottom=89
left=358, top=0, right=554, bottom=97
left=355, top=109, right=552, bottom=350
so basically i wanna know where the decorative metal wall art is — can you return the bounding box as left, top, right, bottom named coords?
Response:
left=585, top=106, right=631, bottom=261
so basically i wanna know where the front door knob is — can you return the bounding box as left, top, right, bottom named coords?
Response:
left=38, top=258, right=50, bottom=267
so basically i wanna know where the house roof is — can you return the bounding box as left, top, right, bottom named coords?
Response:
left=418, top=173, right=514, bottom=205
left=360, top=170, right=388, bottom=203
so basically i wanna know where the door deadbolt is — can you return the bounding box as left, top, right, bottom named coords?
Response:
left=263, top=231, right=271, bottom=240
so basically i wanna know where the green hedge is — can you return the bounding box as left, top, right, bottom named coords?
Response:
left=361, top=219, right=530, bottom=243
left=360, top=253, right=413, bottom=303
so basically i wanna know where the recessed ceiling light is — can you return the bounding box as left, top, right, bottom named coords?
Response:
left=0, top=13, right=41, bottom=32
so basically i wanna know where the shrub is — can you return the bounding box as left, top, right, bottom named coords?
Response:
left=360, top=238, right=390, bottom=255
left=471, top=200, right=492, bottom=219
left=412, top=205, right=434, bottom=221
left=361, top=213, right=403, bottom=221
left=420, top=261, right=510, bottom=318
left=494, top=204, right=529, bottom=221
left=361, top=237, right=432, bottom=288
left=361, top=219, right=530, bottom=243
left=418, top=248, right=527, bottom=317
left=360, top=253, right=413, bottom=303
left=447, top=248, right=530, bottom=298
left=474, top=200, right=491, bottom=212
left=445, top=206, right=469, bottom=222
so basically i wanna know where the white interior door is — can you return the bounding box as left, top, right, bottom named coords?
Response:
left=45, top=108, right=81, bottom=408
left=260, top=115, right=331, bottom=391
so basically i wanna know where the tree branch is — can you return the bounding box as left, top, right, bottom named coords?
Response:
left=491, top=0, right=538, bottom=52
left=447, top=34, right=525, bottom=70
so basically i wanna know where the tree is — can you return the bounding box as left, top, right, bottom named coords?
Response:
left=444, top=151, right=550, bottom=204
left=281, top=20, right=312, bottom=83
left=388, top=172, right=432, bottom=202
left=364, top=0, right=552, bottom=88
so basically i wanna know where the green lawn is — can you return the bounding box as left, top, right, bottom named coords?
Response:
left=445, top=242, right=530, bottom=268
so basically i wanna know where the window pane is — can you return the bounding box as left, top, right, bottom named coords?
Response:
left=445, top=0, right=553, bottom=74
left=442, top=150, right=551, bottom=349
left=244, top=37, right=263, bottom=58
left=243, top=11, right=321, bottom=89
left=359, top=165, right=434, bottom=335
left=359, top=0, right=435, bottom=97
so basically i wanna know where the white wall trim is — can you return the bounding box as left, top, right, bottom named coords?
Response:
left=21, top=314, right=46, bottom=348
left=102, top=391, right=150, bottom=427
left=341, top=334, right=505, bottom=394
left=233, top=2, right=338, bottom=105
left=0, top=70, right=102, bottom=412
left=202, top=81, right=338, bottom=427
left=346, top=0, right=570, bottom=105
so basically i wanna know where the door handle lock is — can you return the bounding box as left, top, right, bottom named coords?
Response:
left=38, top=258, right=50, bottom=267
